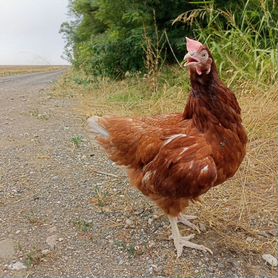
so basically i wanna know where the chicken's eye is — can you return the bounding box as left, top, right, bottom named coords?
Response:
left=201, top=52, right=207, bottom=58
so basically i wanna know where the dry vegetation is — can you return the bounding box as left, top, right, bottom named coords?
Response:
left=0, top=65, right=68, bottom=77
left=53, top=67, right=277, bottom=265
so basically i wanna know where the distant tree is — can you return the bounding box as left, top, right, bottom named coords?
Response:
left=60, top=0, right=197, bottom=78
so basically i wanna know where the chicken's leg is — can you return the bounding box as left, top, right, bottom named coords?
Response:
left=168, top=216, right=212, bottom=257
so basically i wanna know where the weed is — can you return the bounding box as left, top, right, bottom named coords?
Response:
left=71, top=135, right=83, bottom=148
left=25, top=249, right=45, bottom=268
left=90, top=185, right=110, bottom=208
left=73, top=219, right=93, bottom=233
left=30, top=108, right=49, bottom=120
left=26, top=210, right=43, bottom=226
left=114, top=240, right=139, bottom=257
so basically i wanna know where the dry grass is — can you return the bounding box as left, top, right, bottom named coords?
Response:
left=53, top=69, right=277, bottom=259
left=0, top=65, right=68, bottom=77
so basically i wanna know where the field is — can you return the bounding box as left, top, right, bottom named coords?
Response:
left=0, top=65, right=69, bottom=77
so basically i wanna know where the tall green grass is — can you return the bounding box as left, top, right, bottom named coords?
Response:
left=173, top=0, right=277, bottom=87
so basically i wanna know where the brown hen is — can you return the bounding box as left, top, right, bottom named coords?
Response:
left=87, top=38, right=247, bottom=257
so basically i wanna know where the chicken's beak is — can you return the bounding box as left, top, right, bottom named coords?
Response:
left=183, top=52, right=200, bottom=67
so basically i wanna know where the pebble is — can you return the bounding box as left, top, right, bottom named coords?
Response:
left=262, top=254, right=277, bottom=267
left=41, top=249, right=51, bottom=255
left=199, top=223, right=207, bottom=232
left=15, top=230, right=21, bottom=234
left=148, top=264, right=158, bottom=274
left=148, top=218, right=153, bottom=225
left=246, top=236, right=254, bottom=243
left=8, top=261, right=27, bottom=271
left=46, top=234, right=57, bottom=249
left=125, top=219, right=133, bottom=226
left=48, top=226, right=57, bottom=233
left=148, top=241, right=155, bottom=248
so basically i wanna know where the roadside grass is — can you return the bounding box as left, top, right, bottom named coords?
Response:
left=53, top=66, right=277, bottom=259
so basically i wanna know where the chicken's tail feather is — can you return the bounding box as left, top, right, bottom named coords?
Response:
left=87, top=116, right=110, bottom=139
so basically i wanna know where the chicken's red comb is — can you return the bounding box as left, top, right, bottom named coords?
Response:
left=186, top=37, right=203, bottom=52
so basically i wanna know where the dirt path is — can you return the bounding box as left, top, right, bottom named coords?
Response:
left=0, top=71, right=275, bottom=277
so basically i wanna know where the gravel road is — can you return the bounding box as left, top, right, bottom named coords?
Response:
left=0, top=70, right=275, bottom=277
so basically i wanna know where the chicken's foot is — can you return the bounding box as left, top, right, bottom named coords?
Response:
left=168, top=216, right=212, bottom=257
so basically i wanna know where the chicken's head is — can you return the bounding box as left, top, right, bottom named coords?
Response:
left=184, top=37, right=212, bottom=75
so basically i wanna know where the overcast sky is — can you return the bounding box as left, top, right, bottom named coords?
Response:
left=0, top=0, right=70, bottom=65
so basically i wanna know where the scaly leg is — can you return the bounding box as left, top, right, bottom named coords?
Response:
left=168, top=216, right=212, bottom=257
left=177, top=214, right=200, bottom=233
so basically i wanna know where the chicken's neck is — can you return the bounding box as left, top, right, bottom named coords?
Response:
left=183, top=67, right=243, bottom=133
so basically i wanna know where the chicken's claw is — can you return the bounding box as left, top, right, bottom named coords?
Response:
left=168, top=215, right=212, bottom=257
left=174, top=237, right=213, bottom=256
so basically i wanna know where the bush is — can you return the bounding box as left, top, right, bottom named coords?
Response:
left=61, top=0, right=277, bottom=81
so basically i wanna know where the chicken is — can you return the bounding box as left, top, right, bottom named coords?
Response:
left=87, top=38, right=247, bottom=257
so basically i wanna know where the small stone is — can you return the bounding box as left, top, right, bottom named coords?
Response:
left=246, top=236, right=254, bottom=243
left=46, top=234, right=57, bottom=249
left=148, top=218, right=153, bottom=225
left=262, top=254, right=277, bottom=267
left=8, top=261, right=27, bottom=270
left=148, top=241, right=155, bottom=248
left=199, top=223, right=207, bottom=232
left=153, top=214, right=159, bottom=219
left=15, top=230, right=21, bottom=234
left=58, top=237, right=64, bottom=242
left=125, top=219, right=133, bottom=226
left=41, top=249, right=50, bottom=255
left=47, top=226, right=57, bottom=233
